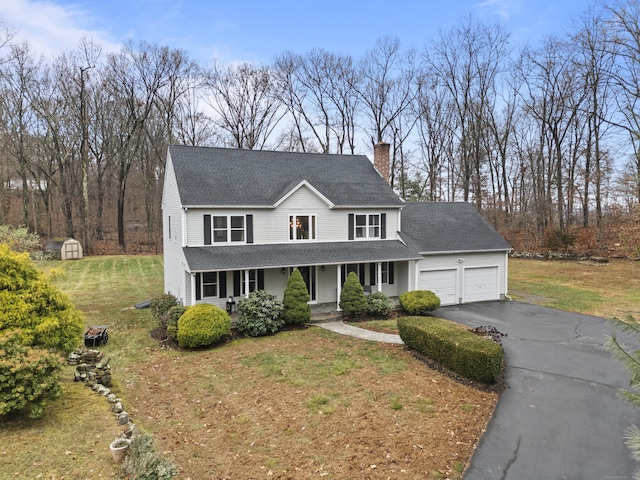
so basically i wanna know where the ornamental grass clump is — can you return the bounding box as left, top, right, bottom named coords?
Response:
left=282, top=269, right=310, bottom=325
left=121, top=432, right=178, bottom=480
left=177, top=304, right=230, bottom=349
left=237, top=290, right=285, bottom=337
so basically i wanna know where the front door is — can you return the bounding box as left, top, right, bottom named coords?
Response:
left=294, top=266, right=317, bottom=302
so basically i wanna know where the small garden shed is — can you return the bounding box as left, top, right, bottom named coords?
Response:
left=45, top=238, right=83, bottom=260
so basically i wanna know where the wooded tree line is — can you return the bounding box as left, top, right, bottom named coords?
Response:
left=1, top=1, right=640, bottom=254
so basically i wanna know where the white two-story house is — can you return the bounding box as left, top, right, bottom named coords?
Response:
left=162, top=144, right=511, bottom=311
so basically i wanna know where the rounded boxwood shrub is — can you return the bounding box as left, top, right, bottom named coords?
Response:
left=282, top=269, right=310, bottom=325
left=164, top=305, right=187, bottom=341
left=177, top=304, right=230, bottom=349
left=237, top=290, right=285, bottom=337
left=399, top=290, right=441, bottom=315
left=367, top=291, right=393, bottom=317
left=340, top=271, right=367, bottom=316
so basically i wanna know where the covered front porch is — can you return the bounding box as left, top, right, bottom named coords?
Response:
left=181, top=239, right=422, bottom=310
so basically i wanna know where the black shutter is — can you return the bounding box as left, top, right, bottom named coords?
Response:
left=380, top=213, right=386, bottom=239
left=258, top=269, right=265, bottom=290
left=204, top=215, right=211, bottom=245
left=348, top=214, right=354, bottom=240
left=370, top=263, right=376, bottom=285
left=195, top=273, right=201, bottom=301
left=219, top=271, right=227, bottom=298
left=246, top=215, right=253, bottom=244
left=358, top=264, right=365, bottom=284
left=233, top=271, right=241, bottom=297
left=341, top=265, right=346, bottom=286
left=389, top=262, right=395, bottom=285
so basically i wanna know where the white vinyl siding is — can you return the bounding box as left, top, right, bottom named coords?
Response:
left=162, top=153, right=187, bottom=303
left=185, top=185, right=401, bottom=245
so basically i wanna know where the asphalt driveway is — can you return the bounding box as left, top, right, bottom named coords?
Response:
left=435, top=301, right=640, bottom=480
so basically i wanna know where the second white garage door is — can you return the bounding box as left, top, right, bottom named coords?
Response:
left=463, top=266, right=499, bottom=303
left=419, top=269, right=457, bottom=305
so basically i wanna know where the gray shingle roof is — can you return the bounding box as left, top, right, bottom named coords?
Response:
left=400, top=202, right=511, bottom=253
left=183, top=240, right=422, bottom=272
left=168, top=145, right=403, bottom=208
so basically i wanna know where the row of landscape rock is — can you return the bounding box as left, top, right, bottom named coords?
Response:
left=68, top=348, right=134, bottom=431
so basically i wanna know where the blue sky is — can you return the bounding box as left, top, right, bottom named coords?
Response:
left=1, top=0, right=593, bottom=64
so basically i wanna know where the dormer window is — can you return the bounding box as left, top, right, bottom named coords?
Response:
left=289, top=214, right=316, bottom=240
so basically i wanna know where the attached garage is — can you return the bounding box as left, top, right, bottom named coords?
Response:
left=419, top=269, right=457, bottom=305
left=463, top=266, right=499, bottom=303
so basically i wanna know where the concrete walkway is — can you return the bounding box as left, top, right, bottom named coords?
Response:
left=313, top=321, right=403, bottom=344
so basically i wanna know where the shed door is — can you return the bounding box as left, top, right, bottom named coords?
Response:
left=65, top=242, right=80, bottom=260
left=463, top=266, right=499, bottom=303
left=419, top=269, right=457, bottom=306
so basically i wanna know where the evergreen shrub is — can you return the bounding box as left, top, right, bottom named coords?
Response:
left=399, top=290, right=441, bottom=315
left=0, top=331, right=63, bottom=418
left=164, top=306, right=187, bottom=341
left=0, top=244, right=83, bottom=354
left=367, top=291, right=394, bottom=316
left=339, top=272, right=367, bottom=316
left=282, top=269, right=310, bottom=325
left=397, top=316, right=503, bottom=383
left=237, top=290, right=285, bottom=337
left=177, top=304, right=230, bottom=349
left=150, top=294, right=179, bottom=322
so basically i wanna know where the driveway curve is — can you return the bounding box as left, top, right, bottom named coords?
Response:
left=435, top=301, right=640, bottom=480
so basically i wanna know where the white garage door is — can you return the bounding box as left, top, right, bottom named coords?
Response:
left=419, top=269, right=457, bottom=305
left=463, top=266, right=499, bottom=303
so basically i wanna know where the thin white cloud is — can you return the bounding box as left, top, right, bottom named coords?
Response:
left=0, top=0, right=118, bottom=59
left=475, top=0, right=523, bottom=21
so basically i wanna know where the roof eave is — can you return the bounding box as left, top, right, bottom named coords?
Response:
left=419, top=248, right=512, bottom=255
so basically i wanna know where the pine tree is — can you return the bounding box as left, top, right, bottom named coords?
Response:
left=283, top=269, right=310, bottom=325
left=607, top=316, right=640, bottom=470
left=339, top=271, right=367, bottom=317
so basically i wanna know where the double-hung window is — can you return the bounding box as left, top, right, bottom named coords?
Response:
left=201, top=272, right=218, bottom=298
left=289, top=214, right=316, bottom=240
left=353, top=214, right=381, bottom=239
left=205, top=214, right=246, bottom=244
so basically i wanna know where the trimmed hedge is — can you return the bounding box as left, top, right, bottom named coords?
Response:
left=397, top=316, right=503, bottom=383
left=177, top=304, right=230, bottom=349
left=399, top=290, right=441, bottom=315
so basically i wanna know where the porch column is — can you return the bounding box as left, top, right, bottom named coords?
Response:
left=414, top=260, right=420, bottom=291
left=190, top=273, right=196, bottom=306
left=244, top=269, right=250, bottom=297
left=336, top=264, right=342, bottom=311
left=377, top=262, right=383, bottom=294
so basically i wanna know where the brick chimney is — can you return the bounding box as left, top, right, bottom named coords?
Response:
left=373, top=142, right=391, bottom=184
